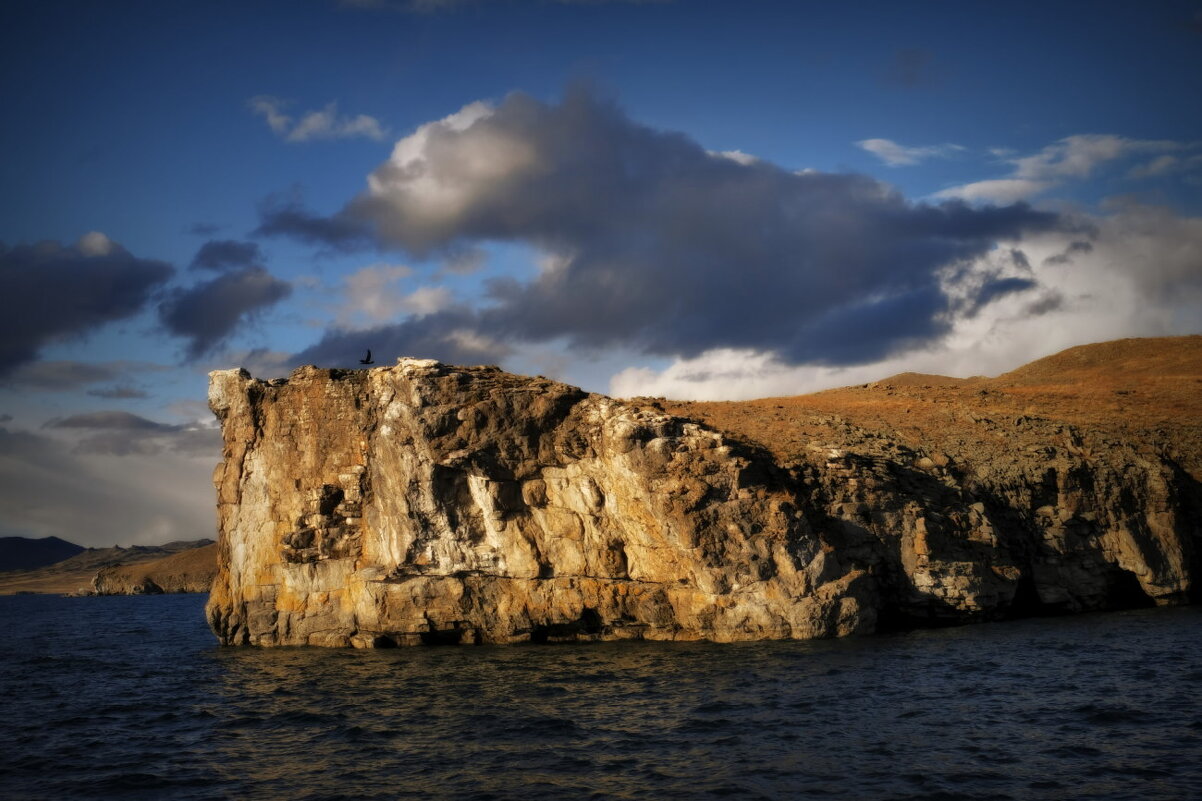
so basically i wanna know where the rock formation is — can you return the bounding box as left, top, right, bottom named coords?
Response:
left=206, top=338, right=1202, bottom=647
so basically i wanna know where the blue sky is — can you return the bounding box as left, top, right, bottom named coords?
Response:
left=2, top=0, right=1201, bottom=546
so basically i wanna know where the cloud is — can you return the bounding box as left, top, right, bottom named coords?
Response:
left=935, top=178, right=1051, bottom=204
left=186, top=222, right=221, bottom=237
left=0, top=360, right=164, bottom=394
left=1128, top=153, right=1202, bottom=180
left=86, top=385, right=150, bottom=399
left=47, top=410, right=174, bottom=432
left=44, top=410, right=219, bottom=457
left=441, top=245, right=487, bottom=274
left=709, top=149, right=760, bottom=166
left=292, top=307, right=510, bottom=368
left=612, top=202, right=1202, bottom=400
left=248, top=96, right=387, bottom=142
left=305, top=87, right=1061, bottom=367
left=970, top=276, right=1038, bottom=311
left=190, top=239, right=263, bottom=272
left=221, top=347, right=295, bottom=380
left=255, top=193, right=375, bottom=251
left=2, top=360, right=123, bottom=391
left=936, top=135, right=1193, bottom=203
left=1087, top=201, right=1202, bottom=302
left=0, top=424, right=218, bottom=545
left=857, top=138, right=963, bottom=167
left=402, top=286, right=454, bottom=316
left=0, top=234, right=173, bottom=375
left=334, top=263, right=455, bottom=328
left=158, top=267, right=292, bottom=360
left=339, top=263, right=413, bottom=326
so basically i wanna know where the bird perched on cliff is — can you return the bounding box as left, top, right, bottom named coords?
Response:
left=359, top=349, right=374, bottom=365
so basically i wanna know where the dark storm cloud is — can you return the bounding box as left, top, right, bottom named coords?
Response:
left=158, top=267, right=292, bottom=360
left=292, top=307, right=510, bottom=369
left=255, top=194, right=373, bottom=251
left=282, top=88, right=1063, bottom=367
left=0, top=237, right=173, bottom=375
left=190, top=239, right=263, bottom=272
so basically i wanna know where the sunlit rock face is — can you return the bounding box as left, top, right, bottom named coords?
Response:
left=206, top=361, right=874, bottom=647
left=206, top=357, right=1199, bottom=648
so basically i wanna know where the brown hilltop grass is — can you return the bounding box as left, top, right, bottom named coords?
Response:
left=658, top=336, right=1202, bottom=475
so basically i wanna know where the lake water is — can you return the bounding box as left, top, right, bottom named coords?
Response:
left=1, top=594, right=1200, bottom=800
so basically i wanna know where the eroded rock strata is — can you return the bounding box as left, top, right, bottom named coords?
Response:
left=207, top=348, right=1201, bottom=647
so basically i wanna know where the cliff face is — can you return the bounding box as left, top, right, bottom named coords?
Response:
left=207, top=342, right=1202, bottom=647
left=207, top=361, right=873, bottom=646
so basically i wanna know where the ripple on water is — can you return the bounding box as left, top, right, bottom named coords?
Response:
left=2, top=597, right=1202, bottom=799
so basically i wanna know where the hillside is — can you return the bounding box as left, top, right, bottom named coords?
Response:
left=0, top=540, right=214, bottom=595
left=91, top=543, right=217, bottom=594
left=660, top=336, right=1202, bottom=477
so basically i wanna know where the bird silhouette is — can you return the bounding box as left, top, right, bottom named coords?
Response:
left=359, top=349, right=374, bottom=365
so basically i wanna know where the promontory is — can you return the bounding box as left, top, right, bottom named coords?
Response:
left=206, top=336, right=1202, bottom=647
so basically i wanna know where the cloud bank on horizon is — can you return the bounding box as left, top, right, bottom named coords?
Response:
left=1, top=0, right=1200, bottom=545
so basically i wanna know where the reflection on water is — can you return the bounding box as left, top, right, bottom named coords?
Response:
left=2, top=594, right=1201, bottom=800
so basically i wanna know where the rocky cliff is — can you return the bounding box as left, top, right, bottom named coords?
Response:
left=206, top=338, right=1202, bottom=647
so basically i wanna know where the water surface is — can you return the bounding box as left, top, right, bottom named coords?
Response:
left=2, top=594, right=1200, bottom=800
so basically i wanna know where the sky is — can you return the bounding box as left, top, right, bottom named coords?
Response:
left=2, top=0, right=1201, bottom=547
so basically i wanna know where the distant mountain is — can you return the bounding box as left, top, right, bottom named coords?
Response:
left=0, top=536, right=85, bottom=572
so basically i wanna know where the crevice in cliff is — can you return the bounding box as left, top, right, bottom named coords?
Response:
left=529, top=607, right=605, bottom=643
left=1164, top=458, right=1202, bottom=604
left=1104, top=569, right=1157, bottom=610
left=419, top=628, right=467, bottom=645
